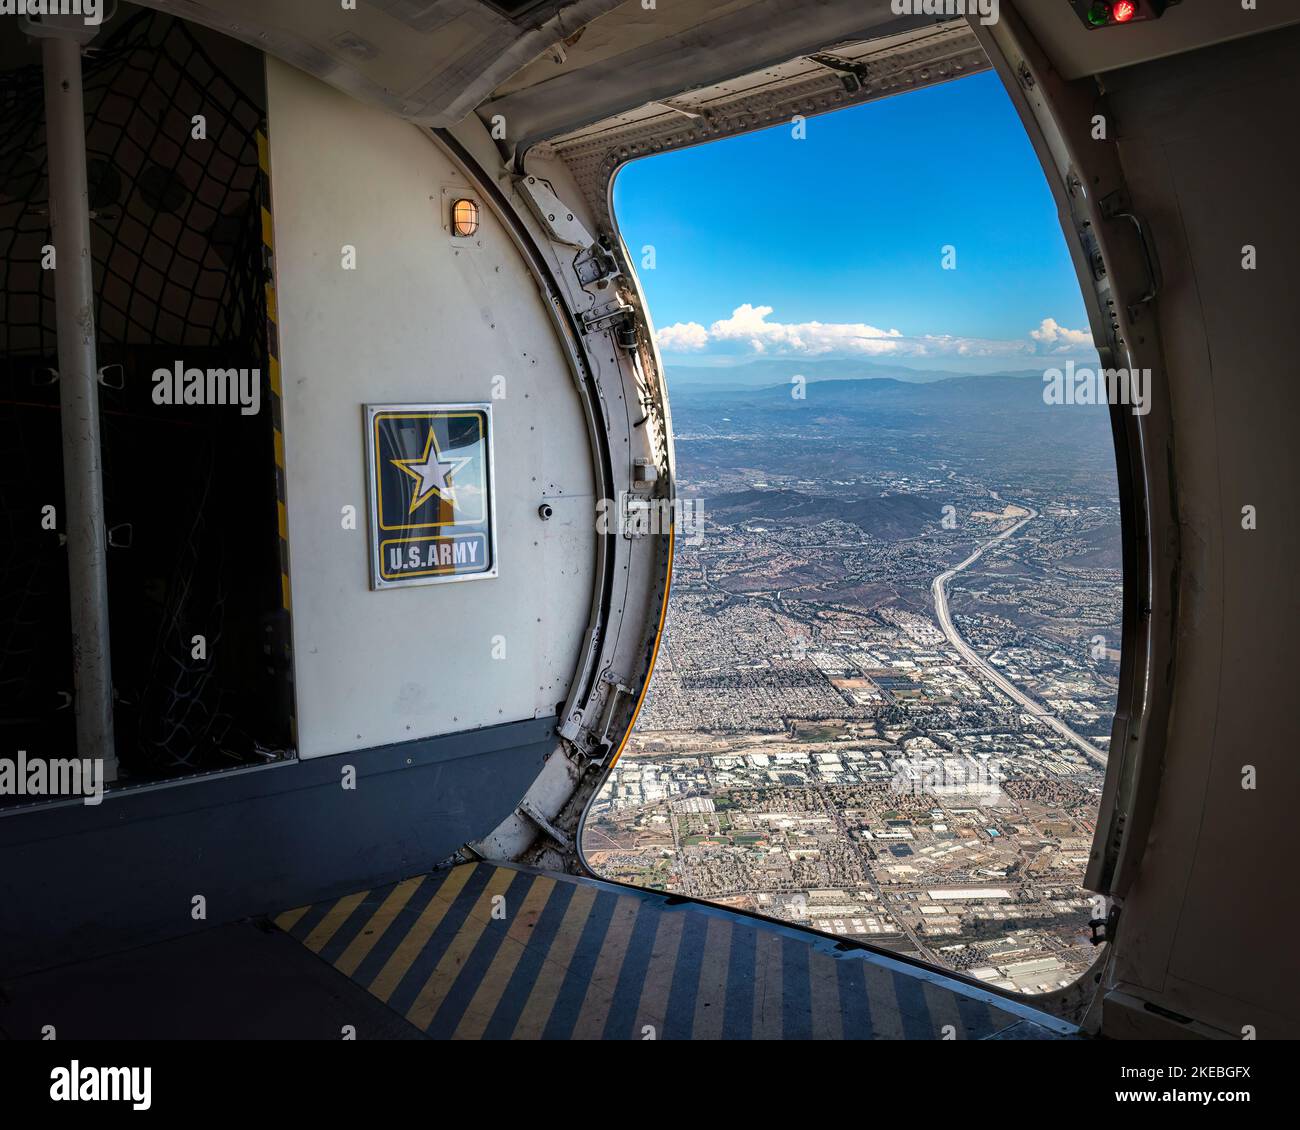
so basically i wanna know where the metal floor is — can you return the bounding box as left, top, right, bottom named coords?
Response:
left=0, top=861, right=1077, bottom=1039
left=273, top=862, right=1077, bottom=1040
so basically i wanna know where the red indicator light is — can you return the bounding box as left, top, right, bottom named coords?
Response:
left=1113, top=0, right=1137, bottom=21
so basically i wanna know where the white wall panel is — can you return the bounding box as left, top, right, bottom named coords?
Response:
left=266, top=59, right=595, bottom=758
left=1102, top=27, right=1300, bottom=1035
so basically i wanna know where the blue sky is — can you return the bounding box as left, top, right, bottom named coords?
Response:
left=612, top=70, right=1099, bottom=374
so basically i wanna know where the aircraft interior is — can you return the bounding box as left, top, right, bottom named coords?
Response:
left=0, top=0, right=1297, bottom=1082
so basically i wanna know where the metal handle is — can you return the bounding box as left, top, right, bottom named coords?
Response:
left=1115, top=209, right=1159, bottom=310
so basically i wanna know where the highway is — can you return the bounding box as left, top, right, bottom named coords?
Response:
left=931, top=507, right=1109, bottom=769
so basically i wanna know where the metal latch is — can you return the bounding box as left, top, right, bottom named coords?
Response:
left=582, top=298, right=635, bottom=333
left=634, top=458, right=658, bottom=484
left=561, top=675, right=634, bottom=764
left=582, top=300, right=639, bottom=350
left=591, top=675, right=634, bottom=763
left=1088, top=903, right=1120, bottom=946
left=574, top=241, right=621, bottom=289
left=806, top=52, right=871, bottom=94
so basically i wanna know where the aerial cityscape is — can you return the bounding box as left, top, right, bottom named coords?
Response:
left=583, top=370, right=1121, bottom=994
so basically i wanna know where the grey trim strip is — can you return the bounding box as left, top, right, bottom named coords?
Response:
left=0, top=717, right=554, bottom=977
left=0, top=716, right=553, bottom=836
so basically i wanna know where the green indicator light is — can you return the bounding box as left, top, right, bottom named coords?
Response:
left=1086, top=2, right=1111, bottom=26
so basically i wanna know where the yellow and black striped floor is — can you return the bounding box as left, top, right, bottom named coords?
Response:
left=274, top=862, right=1077, bottom=1040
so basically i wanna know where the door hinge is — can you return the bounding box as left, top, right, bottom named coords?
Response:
left=582, top=299, right=638, bottom=350
left=574, top=240, right=622, bottom=289
left=516, top=799, right=573, bottom=851
left=516, top=174, right=593, bottom=248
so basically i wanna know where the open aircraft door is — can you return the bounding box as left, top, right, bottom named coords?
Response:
left=256, top=70, right=677, bottom=869
left=2, top=0, right=1297, bottom=1050
left=0, top=5, right=674, bottom=976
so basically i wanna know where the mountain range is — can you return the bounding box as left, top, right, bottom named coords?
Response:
left=664, top=358, right=1063, bottom=390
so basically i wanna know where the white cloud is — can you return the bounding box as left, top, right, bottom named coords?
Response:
left=912, top=333, right=1033, bottom=359
left=1029, top=317, right=1094, bottom=352
left=707, top=303, right=905, bottom=356
left=655, top=320, right=709, bottom=351
left=654, top=305, right=1098, bottom=363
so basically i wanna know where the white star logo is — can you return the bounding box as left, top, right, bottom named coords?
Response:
left=391, top=427, right=471, bottom=514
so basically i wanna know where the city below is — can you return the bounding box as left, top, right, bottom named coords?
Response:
left=584, top=370, right=1121, bottom=994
